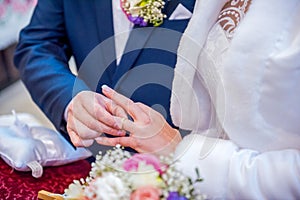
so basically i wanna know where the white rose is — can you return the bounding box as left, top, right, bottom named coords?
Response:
left=84, top=173, right=129, bottom=200
left=129, top=162, right=165, bottom=190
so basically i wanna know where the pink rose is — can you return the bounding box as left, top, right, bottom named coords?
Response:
left=123, top=154, right=165, bottom=174
left=130, top=186, right=161, bottom=200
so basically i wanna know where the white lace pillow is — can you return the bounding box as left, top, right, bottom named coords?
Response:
left=0, top=112, right=92, bottom=178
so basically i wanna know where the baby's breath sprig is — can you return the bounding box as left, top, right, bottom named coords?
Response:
left=121, top=0, right=167, bottom=27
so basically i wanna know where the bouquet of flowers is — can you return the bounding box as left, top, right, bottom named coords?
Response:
left=64, top=145, right=205, bottom=200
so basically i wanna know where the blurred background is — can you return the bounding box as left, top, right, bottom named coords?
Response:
left=0, top=0, right=54, bottom=128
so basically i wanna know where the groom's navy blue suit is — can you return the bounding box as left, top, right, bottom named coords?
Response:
left=14, top=0, right=195, bottom=141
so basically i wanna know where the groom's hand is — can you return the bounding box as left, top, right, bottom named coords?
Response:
left=66, top=91, right=127, bottom=147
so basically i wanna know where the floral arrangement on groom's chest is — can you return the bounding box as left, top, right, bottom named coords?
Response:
left=121, top=0, right=167, bottom=27
left=63, top=145, right=205, bottom=200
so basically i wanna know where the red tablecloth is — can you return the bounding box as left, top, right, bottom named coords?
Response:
left=0, top=158, right=91, bottom=200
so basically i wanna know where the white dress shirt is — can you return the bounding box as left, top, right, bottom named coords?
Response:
left=112, top=0, right=133, bottom=65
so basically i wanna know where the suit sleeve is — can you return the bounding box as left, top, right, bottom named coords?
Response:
left=14, top=0, right=89, bottom=134
left=174, top=133, right=300, bottom=199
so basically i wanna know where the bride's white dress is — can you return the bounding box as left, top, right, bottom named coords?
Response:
left=171, top=0, right=300, bottom=199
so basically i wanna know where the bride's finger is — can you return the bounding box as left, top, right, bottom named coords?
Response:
left=101, top=85, right=149, bottom=121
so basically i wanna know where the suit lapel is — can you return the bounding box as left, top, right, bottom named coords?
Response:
left=112, top=26, right=154, bottom=85
left=94, top=0, right=114, bottom=41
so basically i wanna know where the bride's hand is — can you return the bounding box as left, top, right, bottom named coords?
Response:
left=96, top=85, right=182, bottom=156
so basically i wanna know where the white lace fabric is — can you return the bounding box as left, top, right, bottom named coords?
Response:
left=195, top=24, right=229, bottom=138
left=195, top=0, right=252, bottom=134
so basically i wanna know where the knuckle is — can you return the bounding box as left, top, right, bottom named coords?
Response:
left=135, top=102, right=143, bottom=107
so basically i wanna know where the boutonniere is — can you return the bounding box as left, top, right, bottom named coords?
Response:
left=121, top=0, right=167, bottom=27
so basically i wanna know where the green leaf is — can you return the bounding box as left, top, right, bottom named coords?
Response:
left=195, top=168, right=203, bottom=183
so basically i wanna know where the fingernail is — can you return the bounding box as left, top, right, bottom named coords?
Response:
left=101, top=85, right=112, bottom=94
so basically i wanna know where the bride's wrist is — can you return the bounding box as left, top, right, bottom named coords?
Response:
left=156, top=127, right=182, bottom=156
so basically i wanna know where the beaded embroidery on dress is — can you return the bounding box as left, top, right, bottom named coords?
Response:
left=217, top=0, right=251, bottom=39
